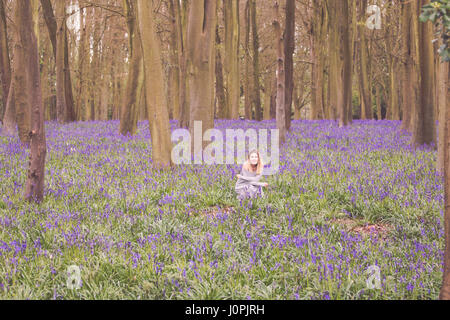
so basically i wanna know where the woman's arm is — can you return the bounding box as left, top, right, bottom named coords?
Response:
left=237, top=168, right=263, bottom=182
left=249, top=181, right=267, bottom=187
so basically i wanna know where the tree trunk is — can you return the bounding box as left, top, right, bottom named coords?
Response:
left=336, top=0, right=351, bottom=127
left=76, top=5, right=86, bottom=121
left=13, top=3, right=32, bottom=146
left=187, top=0, right=216, bottom=149
left=250, top=0, right=262, bottom=121
left=441, top=60, right=450, bottom=300
left=64, top=26, right=76, bottom=122
left=358, top=0, right=372, bottom=120
left=273, top=1, right=286, bottom=144
left=41, top=35, right=51, bottom=122
left=15, top=0, right=46, bottom=202
left=327, top=0, right=338, bottom=121
left=389, top=58, right=400, bottom=120
left=168, top=0, right=180, bottom=120
left=413, top=0, right=436, bottom=148
left=215, top=24, right=226, bottom=119
left=119, top=0, right=143, bottom=136
left=347, top=0, right=356, bottom=124
left=400, top=0, right=414, bottom=132
left=284, top=0, right=294, bottom=129
left=244, top=0, right=251, bottom=120
left=437, top=57, right=449, bottom=173
left=376, top=83, right=382, bottom=120
left=310, top=0, right=325, bottom=120
left=0, top=0, right=10, bottom=122
left=177, top=0, right=189, bottom=128
left=136, top=0, right=172, bottom=169
left=55, top=0, right=66, bottom=123
left=223, top=0, right=239, bottom=119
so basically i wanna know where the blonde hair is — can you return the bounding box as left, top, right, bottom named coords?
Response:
left=244, top=149, right=264, bottom=174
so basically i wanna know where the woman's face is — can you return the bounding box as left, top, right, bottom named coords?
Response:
left=249, top=152, right=259, bottom=165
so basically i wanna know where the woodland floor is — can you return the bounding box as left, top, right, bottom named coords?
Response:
left=0, top=119, right=443, bottom=299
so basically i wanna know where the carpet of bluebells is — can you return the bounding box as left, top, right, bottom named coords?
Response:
left=0, top=119, right=444, bottom=299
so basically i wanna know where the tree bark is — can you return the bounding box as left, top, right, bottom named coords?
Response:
left=136, top=0, right=172, bottom=169
left=284, top=0, right=294, bottom=129
left=223, top=0, right=239, bottom=119
left=250, top=0, right=262, bottom=121
left=64, top=26, right=76, bottom=122
left=55, top=0, right=67, bottom=124
left=215, top=24, right=226, bottom=119
left=187, top=0, right=216, bottom=146
left=327, top=0, right=338, bottom=121
left=437, top=57, right=449, bottom=173
left=0, top=0, right=10, bottom=122
left=400, top=0, right=414, bottom=132
left=273, top=1, right=286, bottom=144
left=168, top=0, right=180, bottom=120
left=177, top=0, right=189, bottom=128
left=244, top=0, right=251, bottom=120
left=119, top=0, right=143, bottom=136
left=441, top=60, right=450, bottom=300
left=389, top=58, right=400, bottom=120
left=336, top=0, right=351, bottom=127
left=413, top=0, right=436, bottom=148
left=310, top=0, right=325, bottom=120
left=358, top=0, right=372, bottom=120
left=15, top=0, right=46, bottom=202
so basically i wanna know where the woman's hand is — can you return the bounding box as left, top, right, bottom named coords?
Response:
left=237, top=174, right=242, bottom=179
left=263, top=183, right=268, bottom=188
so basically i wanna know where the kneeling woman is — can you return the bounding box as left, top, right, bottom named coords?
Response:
left=235, top=150, right=268, bottom=200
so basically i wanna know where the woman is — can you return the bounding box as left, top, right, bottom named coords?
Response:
left=235, top=150, right=268, bottom=200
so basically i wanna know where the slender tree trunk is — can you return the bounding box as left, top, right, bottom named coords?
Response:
left=347, top=0, right=356, bottom=124
left=119, top=0, right=143, bottom=136
left=437, top=57, right=449, bottom=173
left=0, top=0, right=10, bottom=122
left=90, top=7, right=100, bottom=121
left=177, top=0, right=189, bottom=128
left=441, top=60, right=450, bottom=300
left=187, top=0, right=216, bottom=146
left=215, top=24, right=226, bottom=119
left=14, top=0, right=46, bottom=202
left=40, top=0, right=57, bottom=57
left=400, top=0, right=414, bottom=132
left=76, top=5, right=86, bottom=121
left=327, top=0, right=338, bottom=121
left=413, top=0, right=436, bottom=148
left=376, top=83, right=382, bottom=120
left=273, top=1, right=286, bottom=144
left=336, top=0, right=351, bottom=127
left=13, top=7, right=32, bottom=146
left=358, top=0, right=372, bottom=120
left=137, top=0, right=172, bottom=169
left=55, top=0, right=67, bottom=123
left=244, top=0, right=251, bottom=120
left=64, top=26, right=75, bottom=122
left=223, top=0, right=239, bottom=119
left=250, top=0, right=262, bottom=121
left=310, top=0, right=325, bottom=120
left=284, top=0, right=294, bottom=128
left=389, top=58, right=400, bottom=120
left=168, top=0, right=180, bottom=120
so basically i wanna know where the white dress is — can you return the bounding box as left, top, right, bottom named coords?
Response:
left=235, top=167, right=266, bottom=200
